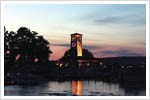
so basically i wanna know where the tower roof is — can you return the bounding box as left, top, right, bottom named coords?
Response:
left=71, top=33, right=82, bottom=36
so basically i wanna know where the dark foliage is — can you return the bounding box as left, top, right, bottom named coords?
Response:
left=4, top=27, right=52, bottom=64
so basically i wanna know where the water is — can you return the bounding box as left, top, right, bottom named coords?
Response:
left=4, top=80, right=145, bottom=96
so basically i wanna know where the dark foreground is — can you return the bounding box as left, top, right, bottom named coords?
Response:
left=5, top=62, right=146, bottom=87
left=5, top=64, right=146, bottom=96
left=4, top=57, right=146, bottom=96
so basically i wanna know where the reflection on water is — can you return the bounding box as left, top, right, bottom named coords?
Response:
left=4, top=80, right=145, bottom=96
left=71, top=80, right=82, bottom=96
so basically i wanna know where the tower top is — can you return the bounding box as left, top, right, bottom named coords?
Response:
left=71, top=33, right=82, bottom=36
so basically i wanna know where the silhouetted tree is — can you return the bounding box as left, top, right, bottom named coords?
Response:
left=4, top=27, right=16, bottom=64
left=4, top=27, right=52, bottom=64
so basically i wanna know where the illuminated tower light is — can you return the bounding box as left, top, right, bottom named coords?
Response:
left=71, top=33, right=82, bottom=57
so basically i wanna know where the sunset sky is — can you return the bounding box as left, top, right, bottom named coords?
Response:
left=4, top=3, right=146, bottom=60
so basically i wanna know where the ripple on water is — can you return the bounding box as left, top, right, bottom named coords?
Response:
left=89, top=91, right=119, bottom=96
left=39, top=91, right=71, bottom=96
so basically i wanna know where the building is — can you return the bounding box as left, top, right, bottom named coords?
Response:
left=71, top=33, right=82, bottom=57
left=57, top=33, right=100, bottom=68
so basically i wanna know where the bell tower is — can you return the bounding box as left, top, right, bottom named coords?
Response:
left=71, top=33, right=82, bottom=57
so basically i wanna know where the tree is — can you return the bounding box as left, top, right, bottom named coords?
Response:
left=4, top=27, right=16, bottom=64
left=4, top=27, right=52, bottom=64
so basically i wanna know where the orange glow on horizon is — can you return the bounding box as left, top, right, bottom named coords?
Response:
left=50, top=46, right=68, bottom=60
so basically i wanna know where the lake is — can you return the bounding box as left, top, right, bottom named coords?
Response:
left=4, top=80, right=145, bottom=96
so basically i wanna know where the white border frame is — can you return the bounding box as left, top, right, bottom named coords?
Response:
left=1, top=1, right=149, bottom=99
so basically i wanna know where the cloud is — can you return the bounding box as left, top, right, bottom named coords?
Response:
left=84, top=44, right=102, bottom=50
left=94, top=16, right=123, bottom=24
left=93, top=15, right=146, bottom=26
left=100, top=49, right=142, bottom=56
